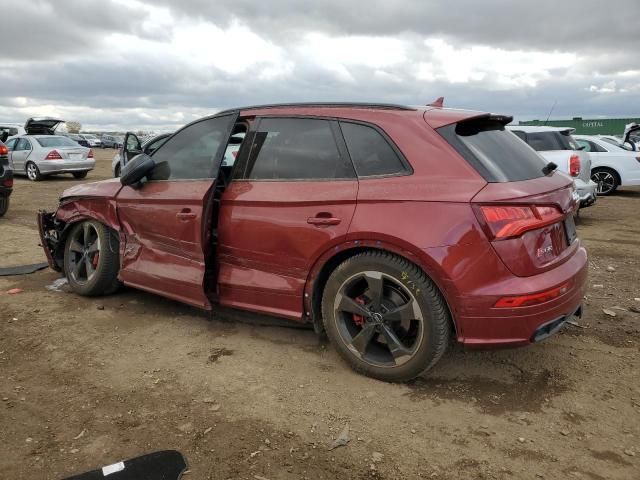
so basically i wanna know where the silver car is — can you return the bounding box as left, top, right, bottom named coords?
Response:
left=5, top=135, right=95, bottom=181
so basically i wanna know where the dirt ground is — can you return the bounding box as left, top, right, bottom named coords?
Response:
left=1, top=150, right=639, bottom=480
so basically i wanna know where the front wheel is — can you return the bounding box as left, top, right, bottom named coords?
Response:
left=73, top=171, right=88, bottom=179
left=64, top=220, right=121, bottom=296
left=591, top=168, right=619, bottom=195
left=26, top=162, right=42, bottom=181
left=322, top=251, right=451, bottom=382
left=0, top=196, right=9, bottom=217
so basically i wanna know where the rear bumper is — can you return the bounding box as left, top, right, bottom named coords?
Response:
left=38, top=159, right=95, bottom=174
left=450, top=243, right=588, bottom=348
left=575, top=179, right=598, bottom=208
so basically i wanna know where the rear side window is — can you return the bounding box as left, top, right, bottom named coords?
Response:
left=339, top=122, right=407, bottom=177
left=244, top=118, right=355, bottom=180
left=525, top=131, right=579, bottom=151
left=438, top=119, right=547, bottom=182
left=36, top=136, right=79, bottom=147
left=576, top=139, right=607, bottom=153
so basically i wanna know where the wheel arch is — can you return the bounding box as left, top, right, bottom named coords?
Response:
left=304, top=239, right=458, bottom=337
left=47, top=198, right=121, bottom=269
left=592, top=165, right=622, bottom=183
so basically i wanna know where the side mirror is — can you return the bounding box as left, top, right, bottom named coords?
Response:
left=120, top=153, right=155, bottom=189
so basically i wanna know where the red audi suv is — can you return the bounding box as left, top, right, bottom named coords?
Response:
left=39, top=103, right=588, bottom=381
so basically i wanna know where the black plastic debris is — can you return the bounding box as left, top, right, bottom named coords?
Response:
left=0, top=262, right=48, bottom=276
left=62, top=450, right=188, bottom=480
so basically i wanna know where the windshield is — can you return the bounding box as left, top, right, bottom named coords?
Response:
left=439, top=118, right=547, bottom=182
left=36, top=136, right=82, bottom=147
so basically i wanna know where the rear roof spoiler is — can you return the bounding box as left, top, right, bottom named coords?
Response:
left=459, top=113, right=514, bottom=126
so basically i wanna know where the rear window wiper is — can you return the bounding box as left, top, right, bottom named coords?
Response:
left=542, top=161, right=558, bottom=175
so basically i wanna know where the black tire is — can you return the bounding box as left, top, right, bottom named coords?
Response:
left=114, top=163, right=121, bottom=178
left=64, top=220, right=121, bottom=296
left=0, top=196, right=9, bottom=217
left=591, top=167, right=619, bottom=196
left=26, top=161, right=42, bottom=181
left=73, top=171, right=88, bottom=179
left=321, top=251, right=451, bottom=382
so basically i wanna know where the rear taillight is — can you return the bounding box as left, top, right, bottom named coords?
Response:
left=2, top=178, right=13, bottom=188
left=0, top=145, right=7, bottom=155
left=45, top=150, right=63, bottom=160
left=477, top=204, right=564, bottom=240
left=494, top=281, right=571, bottom=308
left=88, top=149, right=94, bottom=158
left=569, top=154, right=580, bottom=177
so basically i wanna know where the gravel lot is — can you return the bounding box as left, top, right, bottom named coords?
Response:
left=1, top=150, right=639, bottom=479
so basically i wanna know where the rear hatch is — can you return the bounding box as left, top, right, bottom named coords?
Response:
left=25, top=117, right=64, bottom=135
left=623, top=122, right=640, bottom=150
left=437, top=115, right=578, bottom=277
left=35, top=136, right=91, bottom=160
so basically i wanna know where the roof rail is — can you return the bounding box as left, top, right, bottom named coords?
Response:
left=217, top=102, right=416, bottom=115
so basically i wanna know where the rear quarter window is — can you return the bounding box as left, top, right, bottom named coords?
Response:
left=438, top=119, right=548, bottom=182
left=339, top=122, right=408, bottom=177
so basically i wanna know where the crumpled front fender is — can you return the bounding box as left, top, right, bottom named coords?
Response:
left=38, top=210, right=64, bottom=271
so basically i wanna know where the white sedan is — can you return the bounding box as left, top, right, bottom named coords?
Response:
left=575, top=135, right=640, bottom=195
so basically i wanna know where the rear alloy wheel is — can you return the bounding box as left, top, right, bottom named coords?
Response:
left=0, top=196, right=9, bottom=217
left=64, top=220, right=121, bottom=296
left=591, top=168, right=619, bottom=195
left=26, top=161, right=42, bottom=181
left=322, top=251, right=451, bottom=382
left=73, top=171, right=88, bottom=179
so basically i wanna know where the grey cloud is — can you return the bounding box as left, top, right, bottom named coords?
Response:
left=156, top=0, right=639, bottom=55
left=0, top=0, right=149, bottom=60
left=1, top=0, right=638, bottom=130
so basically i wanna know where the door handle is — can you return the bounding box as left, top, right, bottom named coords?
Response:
left=176, top=209, right=197, bottom=221
left=307, top=215, right=341, bottom=226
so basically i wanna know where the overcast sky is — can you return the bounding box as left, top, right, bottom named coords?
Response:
left=0, top=0, right=638, bottom=131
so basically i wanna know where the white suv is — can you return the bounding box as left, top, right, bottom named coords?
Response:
left=508, top=125, right=598, bottom=208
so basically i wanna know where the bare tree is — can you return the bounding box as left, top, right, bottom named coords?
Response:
left=66, top=121, right=81, bottom=133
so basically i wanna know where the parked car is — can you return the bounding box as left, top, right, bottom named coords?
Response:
left=63, top=133, right=91, bottom=148
left=622, top=123, right=640, bottom=151
left=111, top=133, right=172, bottom=177
left=38, top=103, right=587, bottom=382
left=101, top=134, right=121, bottom=149
left=0, top=123, right=26, bottom=139
left=574, top=135, right=640, bottom=195
left=6, top=118, right=95, bottom=181
left=508, top=125, right=597, bottom=208
left=0, top=139, right=12, bottom=217
left=80, top=133, right=102, bottom=148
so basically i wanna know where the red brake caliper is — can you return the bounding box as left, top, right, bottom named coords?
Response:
left=353, top=296, right=366, bottom=326
left=91, top=252, right=99, bottom=268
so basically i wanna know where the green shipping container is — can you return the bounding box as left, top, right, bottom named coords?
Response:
left=518, top=117, right=640, bottom=135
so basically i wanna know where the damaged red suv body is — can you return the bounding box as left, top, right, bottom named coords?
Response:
left=38, top=103, right=588, bottom=381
